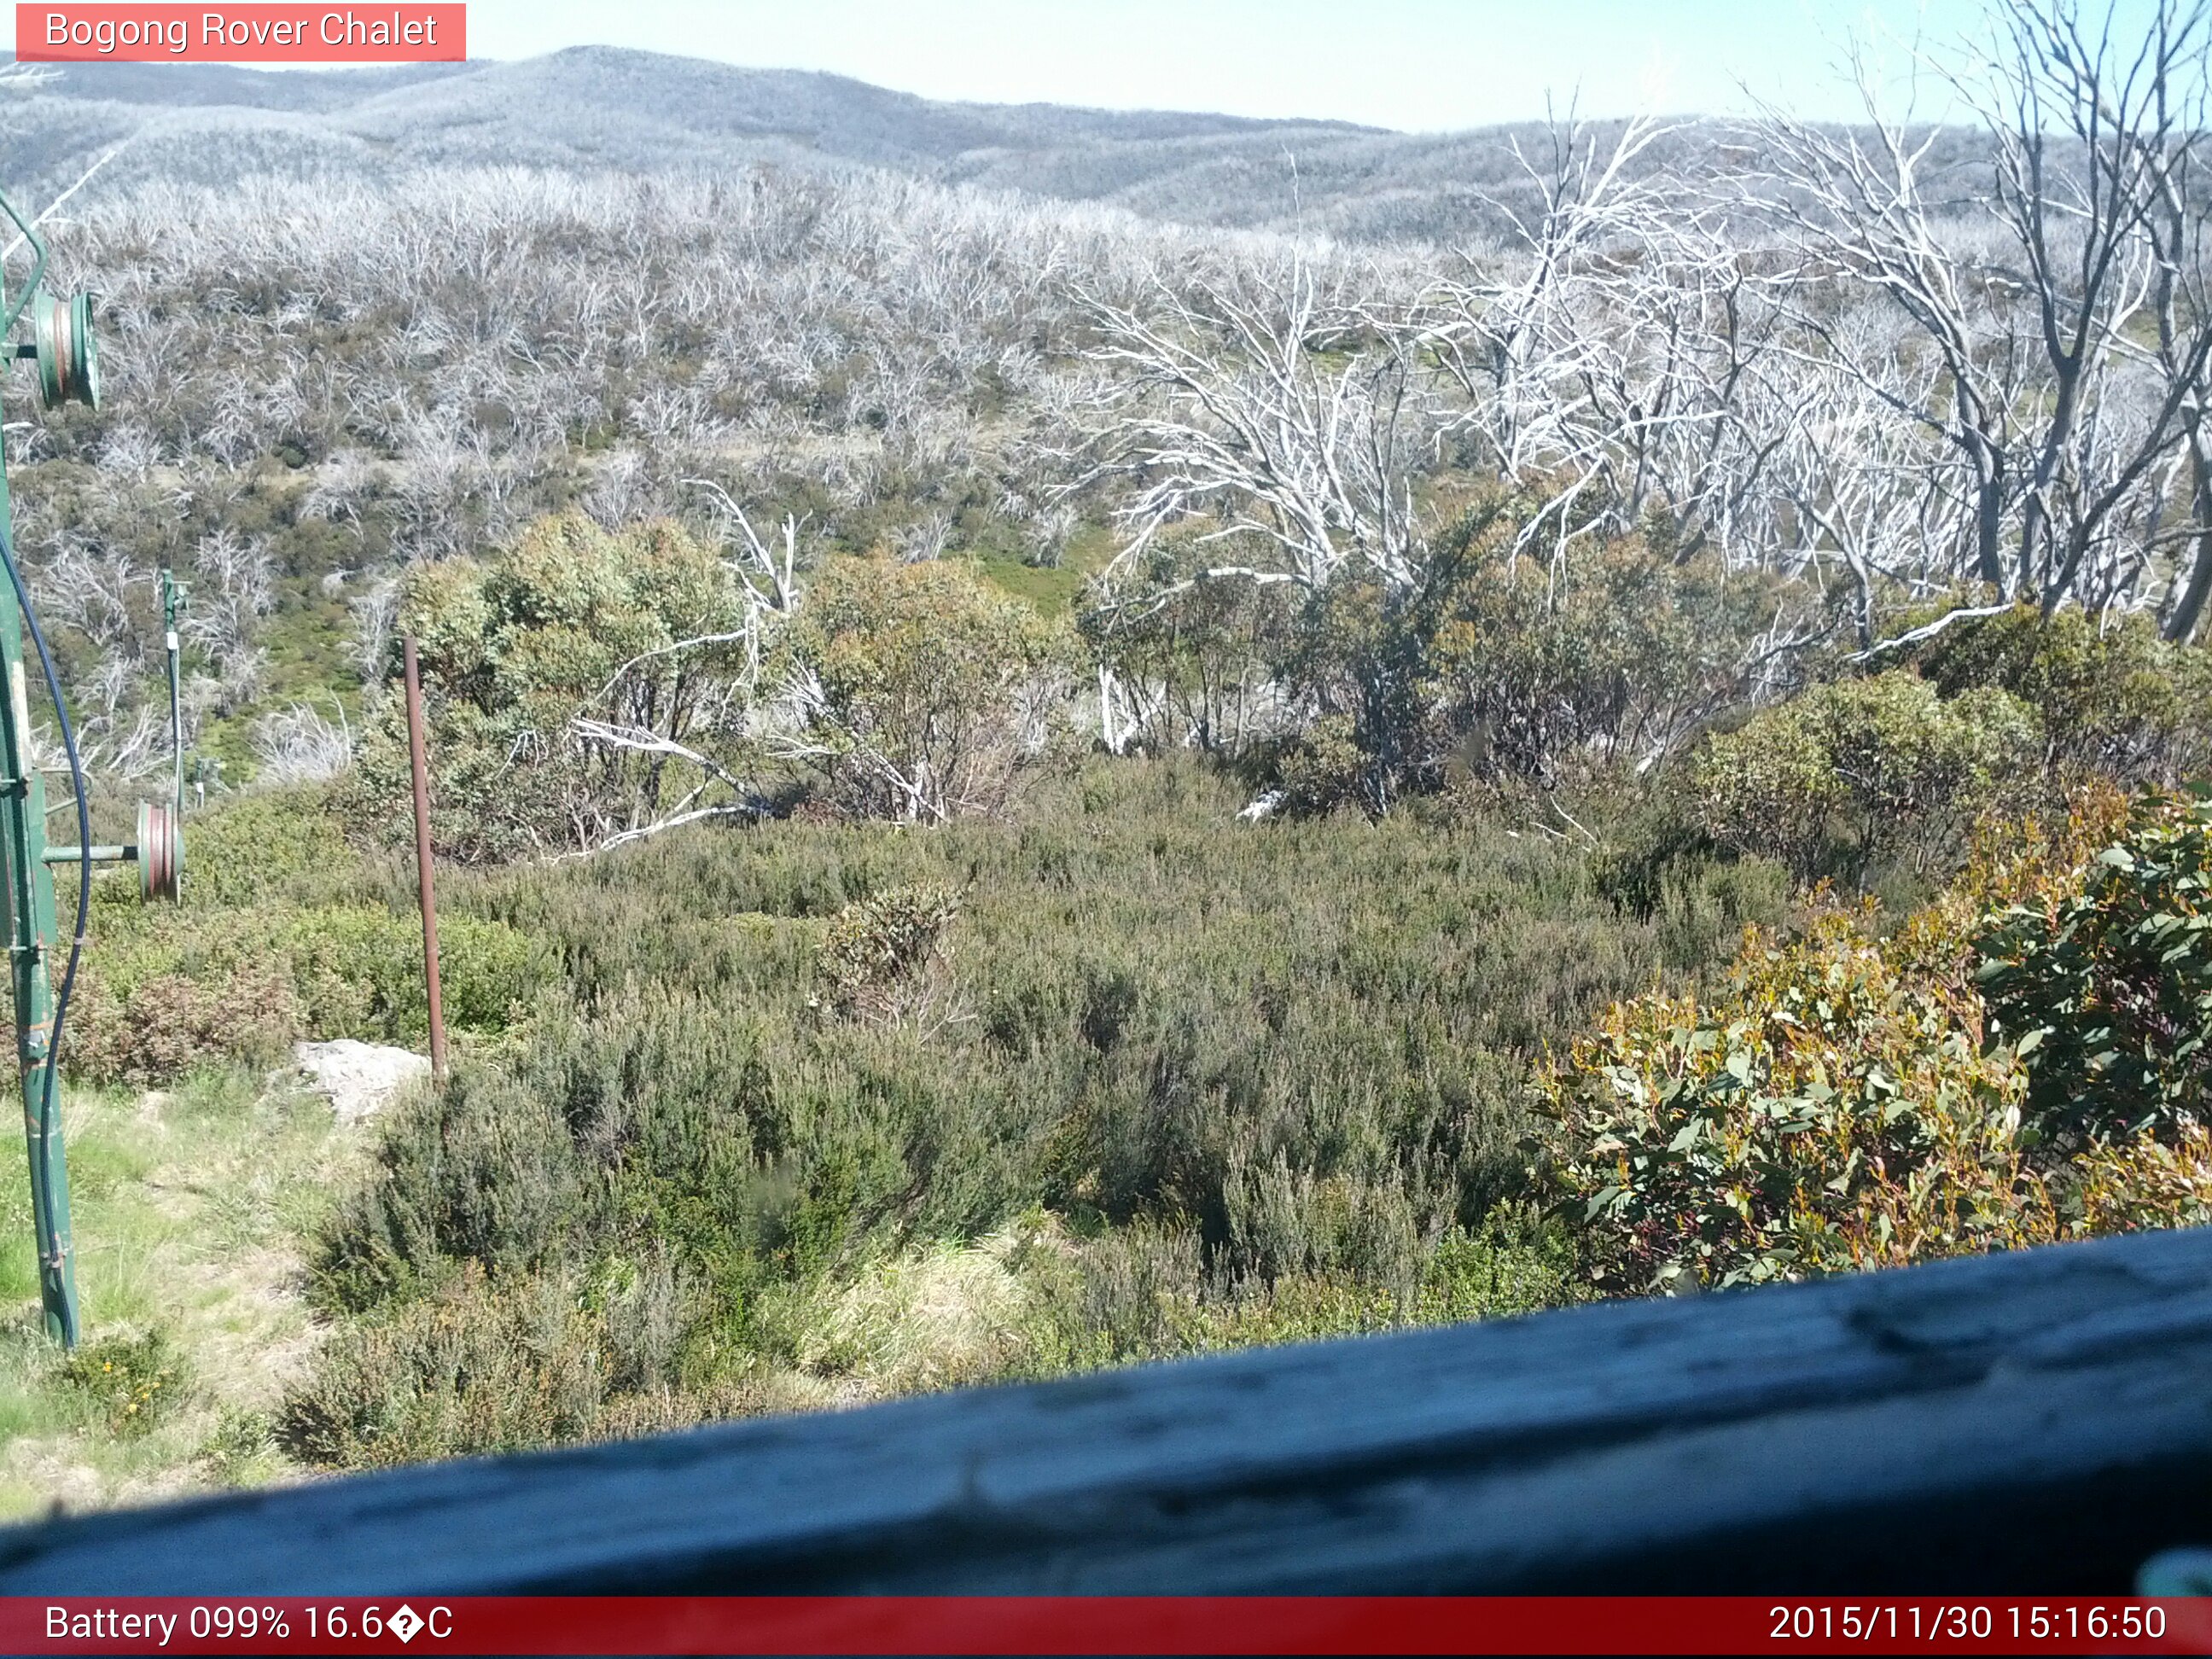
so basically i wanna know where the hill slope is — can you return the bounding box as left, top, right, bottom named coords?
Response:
left=0, top=46, right=1706, bottom=242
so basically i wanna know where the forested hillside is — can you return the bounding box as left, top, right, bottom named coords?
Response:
left=7, top=0, right=2212, bottom=1505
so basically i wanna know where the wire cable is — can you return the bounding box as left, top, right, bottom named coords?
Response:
left=0, top=519, right=88, bottom=1346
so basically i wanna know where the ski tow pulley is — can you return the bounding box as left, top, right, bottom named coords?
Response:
left=30, top=290, right=97, bottom=412
left=137, top=800, right=180, bottom=902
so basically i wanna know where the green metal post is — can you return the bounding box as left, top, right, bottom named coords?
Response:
left=0, top=457, right=76, bottom=1347
left=160, top=568, right=182, bottom=824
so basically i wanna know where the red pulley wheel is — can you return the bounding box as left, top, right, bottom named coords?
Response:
left=136, top=800, right=181, bottom=902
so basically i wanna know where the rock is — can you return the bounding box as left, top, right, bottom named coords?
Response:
left=1236, top=789, right=1284, bottom=824
left=294, top=1039, right=432, bottom=1126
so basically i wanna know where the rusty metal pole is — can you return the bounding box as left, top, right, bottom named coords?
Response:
left=402, top=634, right=447, bottom=1080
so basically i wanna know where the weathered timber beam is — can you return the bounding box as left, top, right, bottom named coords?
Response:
left=3, top=1226, right=2211, bottom=1594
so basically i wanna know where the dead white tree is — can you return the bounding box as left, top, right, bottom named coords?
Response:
left=1755, top=2, right=2212, bottom=622
left=765, top=649, right=1068, bottom=825
left=681, top=478, right=804, bottom=692
left=1973, top=0, right=2212, bottom=615
left=1765, top=310, right=1980, bottom=645
left=251, top=699, right=353, bottom=785
left=1073, top=257, right=1443, bottom=601
left=1753, top=55, right=2029, bottom=600
left=2109, top=3, right=2212, bottom=638
left=1424, top=114, right=1678, bottom=549
left=184, top=526, right=274, bottom=710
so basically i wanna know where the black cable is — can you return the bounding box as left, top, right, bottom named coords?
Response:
left=0, top=521, right=89, bottom=1346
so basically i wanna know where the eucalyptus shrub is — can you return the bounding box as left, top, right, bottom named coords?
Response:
left=1412, top=512, right=1788, bottom=788
left=789, top=556, right=1076, bottom=822
left=1076, top=533, right=1297, bottom=760
left=1537, top=901, right=2052, bottom=1295
left=1545, top=786, right=2212, bottom=1293
left=1267, top=502, right=1796, bottom=812
left=1977, top=793, right=2212, bottom=1144
left=344, top=511, right=753, bottom=862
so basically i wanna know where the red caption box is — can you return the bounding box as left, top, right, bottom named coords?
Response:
left=16, top=4, right=464, bottom=61
left=3, top=1596, right=2212, bottom=1656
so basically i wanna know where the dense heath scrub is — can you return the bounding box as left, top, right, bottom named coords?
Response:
left=14, top=758, right=1757, bottom=1473
left=279, top=758, right=1789, bottom=1466
left=43, top=692, right=2212, bottom=1475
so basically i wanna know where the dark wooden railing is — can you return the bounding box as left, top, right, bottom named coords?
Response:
left=3, top=1225, right=2210, bottom=1595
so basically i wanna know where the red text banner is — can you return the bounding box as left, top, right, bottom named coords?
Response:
left=17, top=5, right=464, bottom=61
left=1, top=1596, right=2210, bottom=1656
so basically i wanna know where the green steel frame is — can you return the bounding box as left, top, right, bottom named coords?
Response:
left=0, top=189, right=76, bottom=1346
left=162, top=568, right=183, bottom=824
left=0, top=181, right=140, bottom=1348
left=0, top=461, right=74, bottom=1347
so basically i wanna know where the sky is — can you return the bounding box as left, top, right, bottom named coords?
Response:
left=445, top=0, right=1998, bottom=129
left=0, top=0, right=2115, bottom=130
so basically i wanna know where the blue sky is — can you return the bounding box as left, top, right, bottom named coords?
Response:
left=0, top=1, right=2099, bottom=129
left=458, top=0, right=1993, bottom=129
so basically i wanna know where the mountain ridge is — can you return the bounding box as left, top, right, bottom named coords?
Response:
left=0, top=44, right=1740, bottom=242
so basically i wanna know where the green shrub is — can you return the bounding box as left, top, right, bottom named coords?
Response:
left=342, top=513, right=754, bottom=863
left=1543, top=785, right=2212, bottom=1293
left=1976, top=793, right=2212, bottom=1143
left=1910, top=603, right=2212, bottom=787
left=790, top=556, right=1076, bottom=821
left=309, top=1055, right=593, bottom=1313
left=1007, top=1212, right=1585, bottom=1378
left=281, top=905, right=545, bottom=1045
left=278, top=1269, right=608, bottom=1469
left=64, top=785, right=417, bottom=1085
left=1076, top=535, right=1297, bottom=759
left=65, top=899, right=544, bottom=1087
left=1006, top=1223, right=1212, bottom=1373
left=1255, top=499, right=1800, bottom=811
left=1541, top=898, right=2056, bottom=1294
left=1221, top=1150, right=1423, bottom=1300
left=177, top=784, right=362, bottom=910
left=1413, top=1215, right=1590, bottom=1324
left=1692, top=671, right=2040, bottom=884
left=67, top=960, right=300, bottom=1090
left=816, top=882, right=961, bottom=1025
left=2077, top=1122, right=2212, bottom=1232
left=1264, top=714, right=1371, bottom=817
left=198, top=1406, right=278, bottom=1487
left=1413, top=509, right=1791, bottom=789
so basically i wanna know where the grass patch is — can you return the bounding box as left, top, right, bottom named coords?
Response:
left=972, top=556, right=1084, bottom=617
left=0, top=1067, right=362, bottom=1519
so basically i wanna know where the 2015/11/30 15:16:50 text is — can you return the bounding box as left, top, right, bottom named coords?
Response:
left=1768, top=1604, right=2170, bottom=1642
